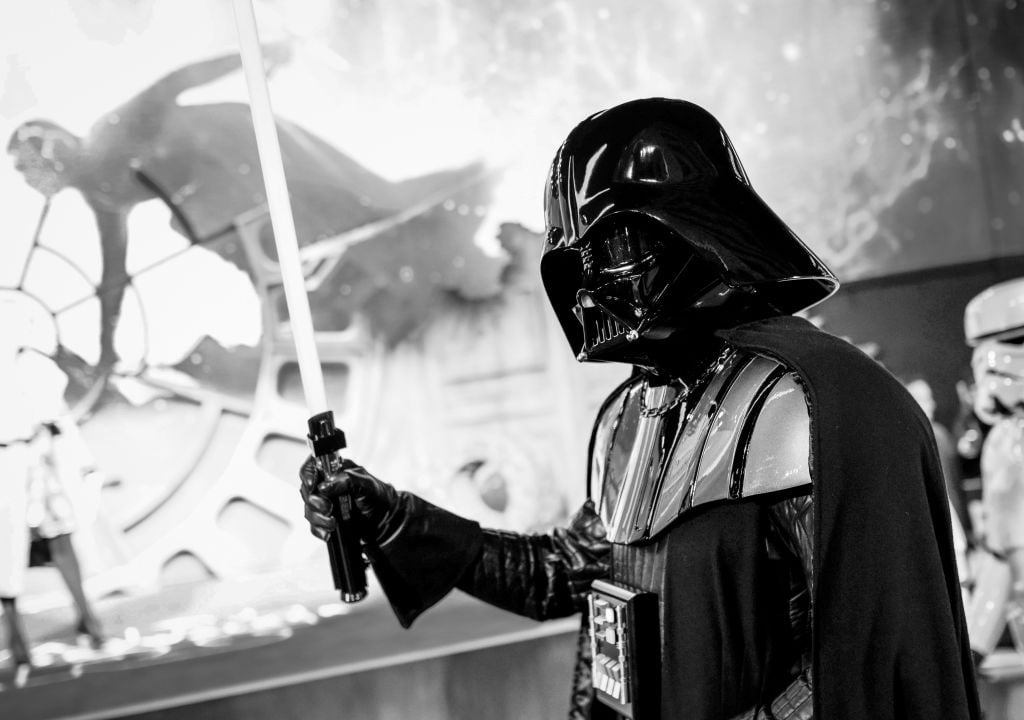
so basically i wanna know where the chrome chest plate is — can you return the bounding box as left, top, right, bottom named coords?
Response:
left=592, top=349, right=812, bottom=544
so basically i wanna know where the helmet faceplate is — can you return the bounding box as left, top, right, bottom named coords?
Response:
left=965, top=277, right=1024, bottom=346
left=541, top=98, right=838, bottom=363
left=965, top=277, right=1024, bottom=422
left=972, top=341, right=1024, bottom=423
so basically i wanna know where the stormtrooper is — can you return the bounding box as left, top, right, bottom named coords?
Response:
left=963, top=278, right=1024, bottom=658
left=301, top=99, right=979, bottom=719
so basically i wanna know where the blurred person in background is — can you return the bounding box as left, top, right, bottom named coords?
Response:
left=0, top=418, right=107, bottom=688
left=0, top=311, right=105, bottom=686
left=953, top=379, right=990, bottom=541
left=961, top=278, right=1024, bottom=659
left=905, top=377, right=969, bottom=536
left=27, top=420, right=106, bottom=648
left=904, top=376, right=975, bottom=612
left=0, top=340, right=40, bottom=686
left=301, top=98, right=979, bottom=719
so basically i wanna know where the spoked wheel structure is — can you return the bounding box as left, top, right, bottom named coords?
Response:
left=5, top=200, right=384, bottom=604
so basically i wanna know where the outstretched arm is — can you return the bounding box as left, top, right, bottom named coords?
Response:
left=146, top=43, right=291, bottom=101
left=300, top=458, right=609, bottom=627
left=454, top=500, right=610, bottom=621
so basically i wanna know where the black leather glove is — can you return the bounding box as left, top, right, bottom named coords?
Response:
left=455, top=498, right=611, bottom=621
left=299, top=456, right=402, bottom=544
left=298, top=456, right=484, bottom=628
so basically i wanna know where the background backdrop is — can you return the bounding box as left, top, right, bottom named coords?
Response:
left=0, top=0, right=1022, bottom=711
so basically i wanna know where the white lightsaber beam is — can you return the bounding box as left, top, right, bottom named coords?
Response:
left=231, top=0, right=327, bottom=414
left=233, top=0, right=368, bottom=604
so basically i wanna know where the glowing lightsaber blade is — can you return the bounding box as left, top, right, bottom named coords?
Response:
left=232, top=0, right=367, bottom=602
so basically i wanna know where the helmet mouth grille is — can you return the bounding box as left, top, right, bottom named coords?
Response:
left=575, top=305, right=633, bottom=360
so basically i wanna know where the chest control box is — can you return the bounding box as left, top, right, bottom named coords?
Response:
left=587, top=579, right=660, bottom=719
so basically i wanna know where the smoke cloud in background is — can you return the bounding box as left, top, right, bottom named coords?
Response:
left=3, top=0, right=1023, bottom=373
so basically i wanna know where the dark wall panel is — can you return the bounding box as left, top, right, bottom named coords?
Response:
left=813, top=254, right=1024, bottom=428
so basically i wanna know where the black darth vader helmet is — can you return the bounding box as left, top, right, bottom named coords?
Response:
left=541, top=98, right=838, bottom=365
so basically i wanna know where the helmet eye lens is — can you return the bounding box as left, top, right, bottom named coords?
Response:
left=585, top=223, right=659, bottom=278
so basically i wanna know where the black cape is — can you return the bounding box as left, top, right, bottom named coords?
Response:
left=716, top=316, right=980, bottom=720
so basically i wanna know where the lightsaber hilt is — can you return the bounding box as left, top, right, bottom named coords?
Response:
left=307, top=410, right=368, bottom=603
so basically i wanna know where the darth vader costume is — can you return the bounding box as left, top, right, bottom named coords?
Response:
left=301, top=98, right=980, bottom=719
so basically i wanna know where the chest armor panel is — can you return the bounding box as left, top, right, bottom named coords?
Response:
left=592, top=348, right=812, bottom=544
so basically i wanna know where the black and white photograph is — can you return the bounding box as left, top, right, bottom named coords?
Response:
left=1, top=1, right=1023, bottom=718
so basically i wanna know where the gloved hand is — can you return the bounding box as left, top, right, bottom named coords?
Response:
left=299, top=456, right=404, bottom=545
left=299, top=456, right=485, bottom=627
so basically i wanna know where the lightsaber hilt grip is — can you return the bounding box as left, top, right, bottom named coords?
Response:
left=308, top=411, right=368, bottom=603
